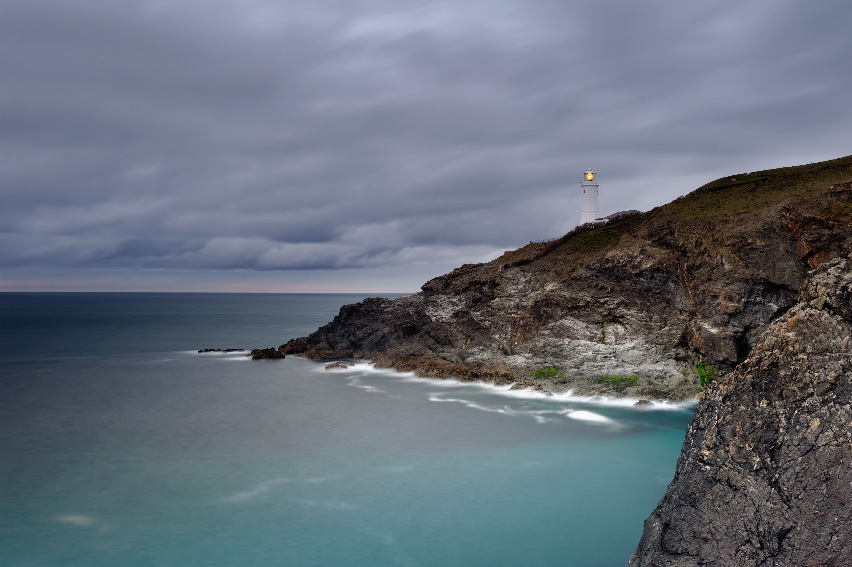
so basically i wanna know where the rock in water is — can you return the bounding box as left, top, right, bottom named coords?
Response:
left=247, top=348, right=285, bottom=360
left=629, top=255, right=852, bottom=566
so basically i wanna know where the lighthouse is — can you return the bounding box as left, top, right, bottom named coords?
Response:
left=580, top=169, right=598, bottom=224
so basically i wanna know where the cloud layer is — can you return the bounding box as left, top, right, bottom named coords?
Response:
left=2, top=0, right=851, bottom=291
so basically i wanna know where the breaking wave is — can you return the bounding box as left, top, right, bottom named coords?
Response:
left=303, top=359, right=694, bottom=428
left=427, top=392, right=622, bottom=427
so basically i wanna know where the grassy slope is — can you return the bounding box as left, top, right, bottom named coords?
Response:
left=656, top=154, right=852, bottom=220
left=494, top=154, right=852, bottom=270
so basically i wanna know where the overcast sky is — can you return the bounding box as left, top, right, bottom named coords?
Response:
left=2, top=0, right=851, bottom=292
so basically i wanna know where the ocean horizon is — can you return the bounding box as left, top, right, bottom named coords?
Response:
left=1, top=292, right=694, bottom=566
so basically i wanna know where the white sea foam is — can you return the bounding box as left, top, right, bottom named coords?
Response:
left=428, top=393, right=576, bottom=425
left=308, top=360, right=398, bottom=376
left=549, top=391, right=698, bottom=411
left=565, top=410, right=614, bottom=424
left=186, top=350, right=229, bottom=355
left=401, top=375, right=479, bottom=388
left=345, top=376, right=386, bottom=394
left=55, top=514, right=97, bottom=527
left=349, top=360, right=416, bottom=378
left=310, top=359, right=695, bottom=417
left=222, top=475, right=335, bottom=503
left=310, top=361, right=347, bottom=374
left=222, top=477, right=291, bottom=503
left=426, top=391, right=633, bottom=428
left=428, top=393, right=521, bottom=418
left=308, top=360, right=391, bottom=393
left=188, top=349, right=250, bottom=361
left=406, top=370, right=696, bottom=411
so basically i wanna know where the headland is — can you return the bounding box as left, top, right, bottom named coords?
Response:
left=278, top=155, right=852, bottom=402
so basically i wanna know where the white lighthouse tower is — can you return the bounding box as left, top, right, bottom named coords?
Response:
left=580, top=169, right=598, bottom=224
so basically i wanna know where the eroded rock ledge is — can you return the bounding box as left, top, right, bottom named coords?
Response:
left=629, top=255, right=852, bottom=566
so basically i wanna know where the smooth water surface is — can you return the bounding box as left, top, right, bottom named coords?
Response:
left=0, top=293, right=693, bottom=566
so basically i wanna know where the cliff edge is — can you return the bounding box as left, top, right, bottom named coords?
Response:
left=279, top=155, right=852, bottom=399
left=629, top=255, right=852, bottom=566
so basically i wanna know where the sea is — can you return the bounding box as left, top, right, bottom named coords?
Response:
left=0, top=293, right=694, bottom=567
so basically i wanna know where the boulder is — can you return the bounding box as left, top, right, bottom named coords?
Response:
left=247, top=348, right=285, bottom=360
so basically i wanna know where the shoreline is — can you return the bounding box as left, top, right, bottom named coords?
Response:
left=307, top=355, right=701, bottom=409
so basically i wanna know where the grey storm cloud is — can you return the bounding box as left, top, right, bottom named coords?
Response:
left=1, top=0, right=851, bottom=290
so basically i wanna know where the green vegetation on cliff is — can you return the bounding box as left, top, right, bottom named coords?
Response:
left=504, top=154, right=852, bottom=267
left=665, top=154, right=852, bottom=220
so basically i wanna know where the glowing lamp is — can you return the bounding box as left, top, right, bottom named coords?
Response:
left=579, top=169, right=599, bottom=225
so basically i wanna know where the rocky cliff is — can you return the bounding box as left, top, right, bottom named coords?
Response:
left=280, top=155, right=852, bottom=399
left=629, top=255, right=852, bottom=566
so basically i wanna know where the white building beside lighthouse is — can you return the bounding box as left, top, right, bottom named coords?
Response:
left=580, top=169, right=598, bottom=224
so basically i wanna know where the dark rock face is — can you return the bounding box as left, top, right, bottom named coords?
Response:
left=629, top=256, right=852, bottom=566
left=248, top=347, right=285, bottom=360
left=279, top=161, right=852, bottom=399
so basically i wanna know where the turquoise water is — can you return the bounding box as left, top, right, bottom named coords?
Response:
left=0, top=293, right=693, bottom=566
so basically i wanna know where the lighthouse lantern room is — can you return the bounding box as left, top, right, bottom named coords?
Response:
left=580, top=169, right=599, bottom=224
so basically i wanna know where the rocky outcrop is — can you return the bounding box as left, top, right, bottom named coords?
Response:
left=629, top=255, right=852, bottom=566
left=279, top=157, right=852, bottom=399
left=247, top=347, right=286, bottom=360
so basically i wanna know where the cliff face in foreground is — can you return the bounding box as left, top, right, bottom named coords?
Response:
left=629, top=255, right=852, bottom=566
left=281, top=156, right=852, bottom=399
